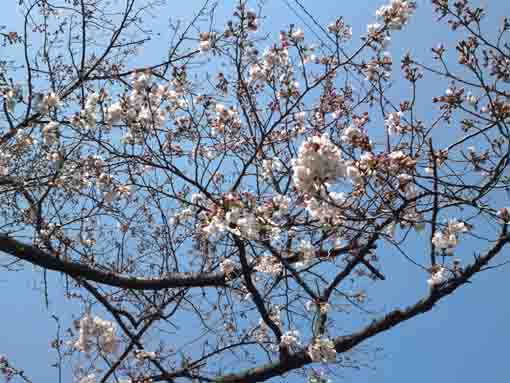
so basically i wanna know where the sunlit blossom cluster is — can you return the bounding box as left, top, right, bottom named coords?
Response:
left=364, top=51, right=393, bottom=81
left=211, top=103, right=242, bottom=135
left=74, top=314, right=117, bottom=354
left=254, top=255, right=283, bottom=275
left=261, top=158, right=284, bottom=180
left=38, top=92, right=60, bottom=114
left=427, top=266, right=449, bottom=287
left=199, top=32, right=216, bottom=52
left=41, top=121, right=59, bottom=146
left=308, top=337, right=337, bottom=363
left=2, top=87, right=19, bottom=112
left=201, top=193, right=287, bottom=240
left=375, top=0, right=416, bottom=31
left=327, top=17, right=353, bottom=41
left=249, top=46, right=290, bottom=84
left=385, top=111, right=404, bottom=135
left=292, top=134, right=346, bottom=195
left=0, top=150, right=12, bottom=176
left=304, top=191, right=348, bottom=223
left=220, top=258, right=236, bottom=278
left=134, top=349, right=158, bottom=361
left=432, top=219, right=469, bottom=253
left=0, top=0, right=507, bottom=380
left=280, top=330, right=300, bottom=348
left=305, top=300, right=331, bottom=315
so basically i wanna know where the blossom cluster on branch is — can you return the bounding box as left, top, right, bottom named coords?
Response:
left=0, top=0, right=509, bottom=382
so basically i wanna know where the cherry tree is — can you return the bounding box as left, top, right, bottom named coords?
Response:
left=0, top=0, right=509, bottom=382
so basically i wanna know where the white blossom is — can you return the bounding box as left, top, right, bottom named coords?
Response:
left=199, top=32, right=215, bottom=52
left=432, top=219, right=469, bottom=252
left=308, top=338, right=337, bottom=362
left=220, top=259, right=236, bottom=278
left=280, top=330, right=300, bottom=348
left=39, top=92, right=60, bottom=113
left=292, top=134, right=346, bottom=195
left=74, top=314, right=117, bottom=354
left=79, top=374, right=96, bottom=383
left=340, top=125, right=361, bottom=143
left=42, top=121, right=59, bottom=145
left=254, top=255, right=282, bottom=275
left=272, top=194, right=290, bottom=216
left=427, top=266, right=448, bottom=287
left=375, top=0, right=416, bottom=31
left=105, top=102, right=123, bottom=125
left=291, top=29, right=305, bottom=42
left=385, top=111, right=403, bottom=135
left=134, top=349, right=158, bottom=361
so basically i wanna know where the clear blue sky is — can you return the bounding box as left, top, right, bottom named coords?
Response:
left=1, top=0, right=510, bottom=382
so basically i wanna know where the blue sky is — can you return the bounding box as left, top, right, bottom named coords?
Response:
left=1, top=0, right=510, bottom=382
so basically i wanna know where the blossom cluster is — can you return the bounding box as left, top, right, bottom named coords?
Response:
left=2, top=86, right=20, bottom=112
left=327, top=17, right=353, bottom=41
left=134, top=349, right=158, bottom=361
left=71, top=72, right=179, bottom=146
left=201, top=193, right=289, bottom=241
left=427, top=266, right=449, bottom=287
left=292, top=134, right=346, bottom=195
left=254, top=255, right=283, bottom=275
left=38, top=92, right=59, bottom=114
left=249, top=46, right=290, bottom=84
left=211, top=103, right=242, bottom=135
left=431, top=219, right=469, bottom=253
left=41, top=121, right=59, bottom=146
left=74, top=314, right=117, bottom=354
left=280, top=330, right=300, bottom=348
left=375, top=0, right=417, bottom=31
left=308, top=337, right=337, bottom=363
left=199, top=32, right=216, bottom=52
left=385, top=111, right=404, bottom=135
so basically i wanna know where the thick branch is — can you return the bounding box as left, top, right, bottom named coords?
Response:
left=215, top=225, right=509, bottom=382
left=0, top=234, right=228, bottom=290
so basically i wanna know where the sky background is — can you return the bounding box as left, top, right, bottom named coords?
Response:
left=1, top=0, right=510, bottom=382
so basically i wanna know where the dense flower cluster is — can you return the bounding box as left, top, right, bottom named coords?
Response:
left=41, top=121, right=59, bottom=145
left=211, top=103, right=242, bottom=135
left=375, top=0, right=416, bottom=31
left=2, top=87, right=19, bottom=112
left=201, top=193, right=288, bottom=240
left=292, top=134, right=346, bottom=195
left=296, top=239, right=315, bottom=267
left=254, top=255, right=283, bottom=275
left=74, top=314, right=117, bottom=354
left=249, top=46, right=290, bottom=84
left=364, top=52, right=393, bottom=81
left=385, top=111, right=404, bottom=135
left=79, top=375, right=97, bottom=383
left=432, top=219, right=469, bottom=253
left=0, top=0, right=507, bottom=380
left=38, top=92, right=59, bottom=114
